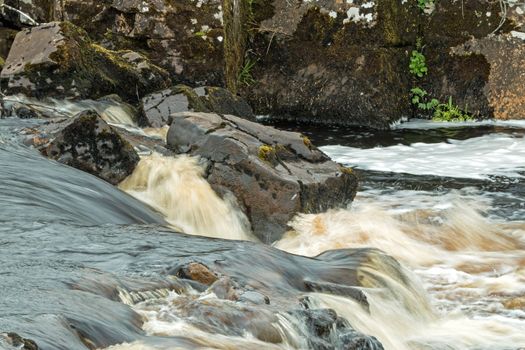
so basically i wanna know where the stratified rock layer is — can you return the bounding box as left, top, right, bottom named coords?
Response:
left=167, top=112, right=357, bottom=242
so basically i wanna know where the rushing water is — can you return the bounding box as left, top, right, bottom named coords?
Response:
left=1, top=108, right=525, bottom=350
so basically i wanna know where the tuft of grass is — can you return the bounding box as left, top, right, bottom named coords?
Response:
left=238, top=58, right=256, bottom=86
left=432, top=97, right=474, bottom=122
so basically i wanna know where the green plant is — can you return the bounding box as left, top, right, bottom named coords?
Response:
left=411, top=87, right=439, bottom=111
left=416, top=0, right=434, bottom=11
left=409, top=50, right=428, bottom=77
left=432, top=97, right=473, bottom=122
left=238, top=58, right=256, bottom=86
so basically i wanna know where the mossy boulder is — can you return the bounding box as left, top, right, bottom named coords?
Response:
left=49, top=0, right=225, bottom=85
left=0, top=21, right=171, bottom=101
left=140, top=85, right=255, bottom=127
left=167, top=112, right=357, bottom=243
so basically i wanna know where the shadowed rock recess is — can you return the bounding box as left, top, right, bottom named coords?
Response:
left=167, top=112, right=358, bottom=242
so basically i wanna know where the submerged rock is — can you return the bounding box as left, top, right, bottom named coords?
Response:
left=1, top=333, right=39, bottom=350
left=140, top=85, right=255, bottom=127
left=167, top=112, right=357, bottom=242
left=175, top=262, right=219, bottom=286
left=0, top=21, right=171, bottom=101
left=40, top=110, right=140, bottom=185
left=288, top=308, right=384, bottom=350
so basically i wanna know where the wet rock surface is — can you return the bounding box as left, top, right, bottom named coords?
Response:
left=1, top=332, right=39, bottom=350
left=167, top=112, right=357, bottom=242
left=35, top=110, right=140, bottom=185
left=288, top=308, right=384, bottom=350
left=0, top=21, right=170, bottom=101
left=140, top=85, right=254, bottom=127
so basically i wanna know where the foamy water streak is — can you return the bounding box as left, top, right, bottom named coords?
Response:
left=2, top=94, right=138, bottom=125
left=109, top=289, right=301, bottom=350
left=393, top=118, right=525, bottom=129
left=120, top=153, right=253, bottom=241
left=321, top=133, right=525, bottom=179
left=313, top=291, right=525, bottom=350
left=276, top=194, right=525, bottom=349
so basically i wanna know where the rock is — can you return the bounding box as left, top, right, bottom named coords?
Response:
left=240, top=0, right=516, bottom=127
left=0, top=28, right=17, bottom=65
left=41, top=110, right=140, bottom=185
left=140, top=85, right=255, bottom=127
left=0, top=21, right=171, bottom=101
left=288, top=308, right=384, bottom=350
left=175, top=262, right=219, bottom=286
left=167, top=112, right=357, bottom=242
left=210, top=277, right=240, bottom=301
left=239, top=290, right=270, bottom=305
left=1, top=332, right=39, bottom=350
left=451, top=34, right=525, bottom=120
left=51, top=0, right=225, bottom=85
left=172, top=294, right=284, bottom=343
left=304, top=280, right=370, bottom=311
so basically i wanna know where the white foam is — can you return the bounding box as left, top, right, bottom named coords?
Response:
left=321, top=133, right=525, bottom=179
left=394, top=118, right=525, bottom=129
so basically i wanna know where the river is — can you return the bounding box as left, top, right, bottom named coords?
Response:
left=1, top=112, right=524, bottom=349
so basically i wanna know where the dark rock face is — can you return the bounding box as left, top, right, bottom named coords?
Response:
left=167, top=112, right=357, bottom=242
left=5, top=0, right=525, bottom=126
left=0, top=21, right=171, bottom=101
left=41, top=110, right=140, bottom=185
left=140, top=85, right=255, bottom=127
left=53, top=0, right=225, bottom=85
left=242, top=0, right=519, bottom=127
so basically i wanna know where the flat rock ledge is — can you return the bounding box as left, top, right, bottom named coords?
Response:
left=167, top=112, right=357, bottom=243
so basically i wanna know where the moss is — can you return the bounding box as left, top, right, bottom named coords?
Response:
left=0, top=56, right=5, bottom=70
left=340, top=166, right=353, bottom=175
left=302, top=135, right=313, bottom=149
left=258, top=144, right=276, bottom=161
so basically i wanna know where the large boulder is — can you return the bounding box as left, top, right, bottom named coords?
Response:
left=140, top=85, right=255, bottom=127
left=52, top=0, right=225, bottom=85
left=167, top=112, right=357, bottom=243
left=0, top=21, right=171, bottom=101
left=39, top=110, right=140, bottom=185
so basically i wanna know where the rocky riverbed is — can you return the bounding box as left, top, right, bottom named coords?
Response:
left=1, top=1, right=525, bottom=349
